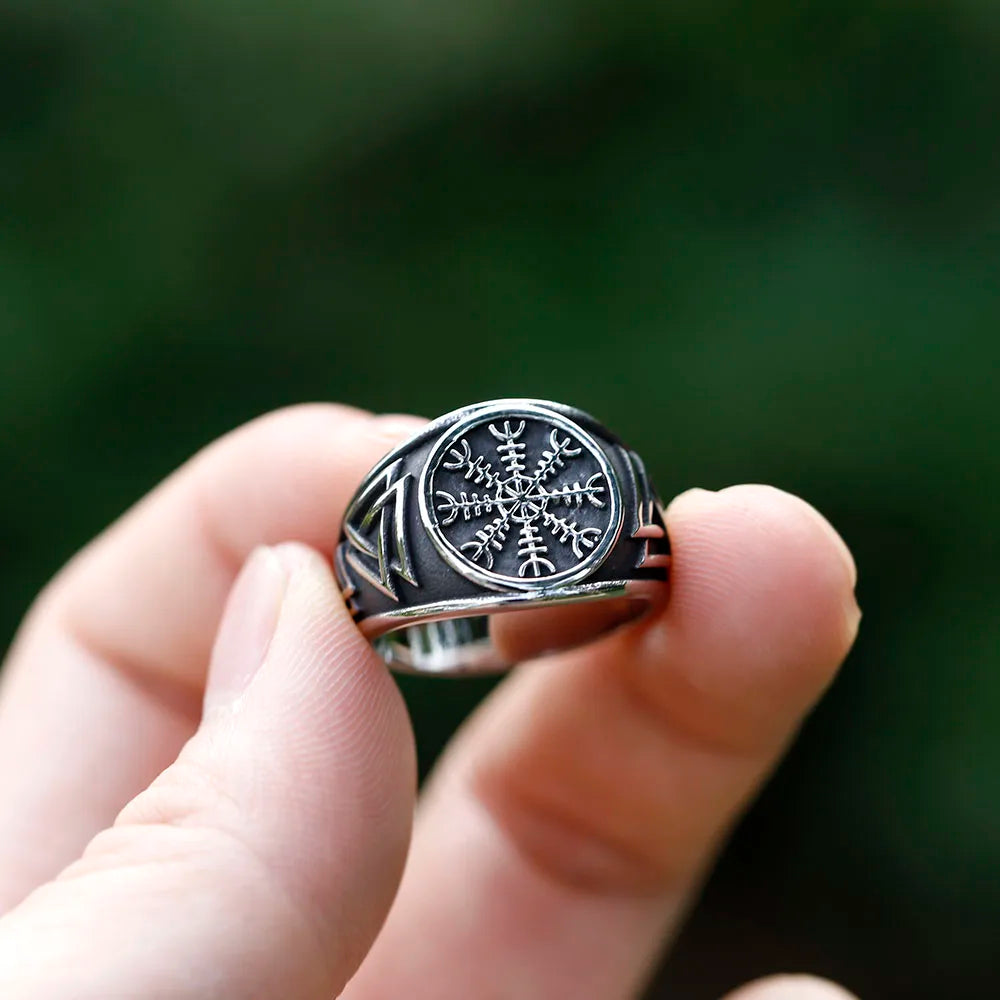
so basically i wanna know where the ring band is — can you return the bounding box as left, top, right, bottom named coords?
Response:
left=335, top=399, right=670, bottom=675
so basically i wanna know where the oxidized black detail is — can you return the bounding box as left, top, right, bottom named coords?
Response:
left=421, top=405, right=622, bottom=590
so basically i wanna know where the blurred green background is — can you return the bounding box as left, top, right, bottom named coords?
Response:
left=1, top=1, right=998, bottom=996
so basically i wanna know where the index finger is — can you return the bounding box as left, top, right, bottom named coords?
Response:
left=0, top=404, right=424, bottom=908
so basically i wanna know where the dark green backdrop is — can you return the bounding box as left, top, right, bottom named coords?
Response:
left=2, top=2, right=998, bottom=996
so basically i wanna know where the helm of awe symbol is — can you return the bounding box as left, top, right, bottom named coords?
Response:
left=422, top=407, right=622, bottom=590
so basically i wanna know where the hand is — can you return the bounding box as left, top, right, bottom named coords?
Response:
left=0, top=405, right=861, bottom=1000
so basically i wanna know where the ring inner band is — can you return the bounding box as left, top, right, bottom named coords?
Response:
left=374, top=617, right=499, bottom=674
left=368, top=585, right=662, bottom=675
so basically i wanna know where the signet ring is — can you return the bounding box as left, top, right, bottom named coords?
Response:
left=335, top=399, right=670, bottom=675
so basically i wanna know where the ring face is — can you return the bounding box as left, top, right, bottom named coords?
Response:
left=419, top=402, right=623, bottom=592
left=335, top=398, right=670, bottom=675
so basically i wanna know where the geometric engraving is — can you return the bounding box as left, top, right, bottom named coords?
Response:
left=624, top=449, right=670, bottom=571
left=344, top=458, right=417, bottom=601
left=421, top=406, right=622, bottom=591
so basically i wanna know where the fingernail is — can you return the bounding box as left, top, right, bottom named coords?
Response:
left=373, top=414, right=427, bottom=442
left=788, top=498, right=863, bottom=639
left=205, top=547, right=289, bottom=711
left=795, top=498, right=859, bottom=595
left=813, top=511, right=857, bottom=592
left=664, top=486, right=711, bottom=505
left=844, top=591, right=862, bottom=644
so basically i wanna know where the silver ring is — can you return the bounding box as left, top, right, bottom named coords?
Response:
left=335, top=399, right=670, bottom=675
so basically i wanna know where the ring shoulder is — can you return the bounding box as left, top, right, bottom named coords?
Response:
left=617, top=446, right=671, bottom=579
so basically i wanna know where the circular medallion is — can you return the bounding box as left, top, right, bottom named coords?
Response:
left=419, top=403, right=623, bottom=591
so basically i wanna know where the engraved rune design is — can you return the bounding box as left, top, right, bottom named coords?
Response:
left=344, top=459, right=417, bottom=600
left=623, top=448, right=671, bottom=572
left=433, top=420, right=608, bottom=579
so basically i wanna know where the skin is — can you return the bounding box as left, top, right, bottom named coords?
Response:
left=0, top=404, right=861, bottom=999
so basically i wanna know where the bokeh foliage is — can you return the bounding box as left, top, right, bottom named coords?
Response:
left=1, top=1, right=998, bottom=996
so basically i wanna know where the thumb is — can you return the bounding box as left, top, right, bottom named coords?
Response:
left=0, top=544, right=415, bottom=1000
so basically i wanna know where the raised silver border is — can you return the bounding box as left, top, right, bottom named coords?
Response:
left=364, top=578, right=667, bottom=674
left=359, top=571, right=663, bottom=627
left=417, top=400, right=624, bottom=593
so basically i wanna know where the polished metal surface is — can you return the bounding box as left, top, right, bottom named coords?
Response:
left=335, top=399, right=670, bottom=675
